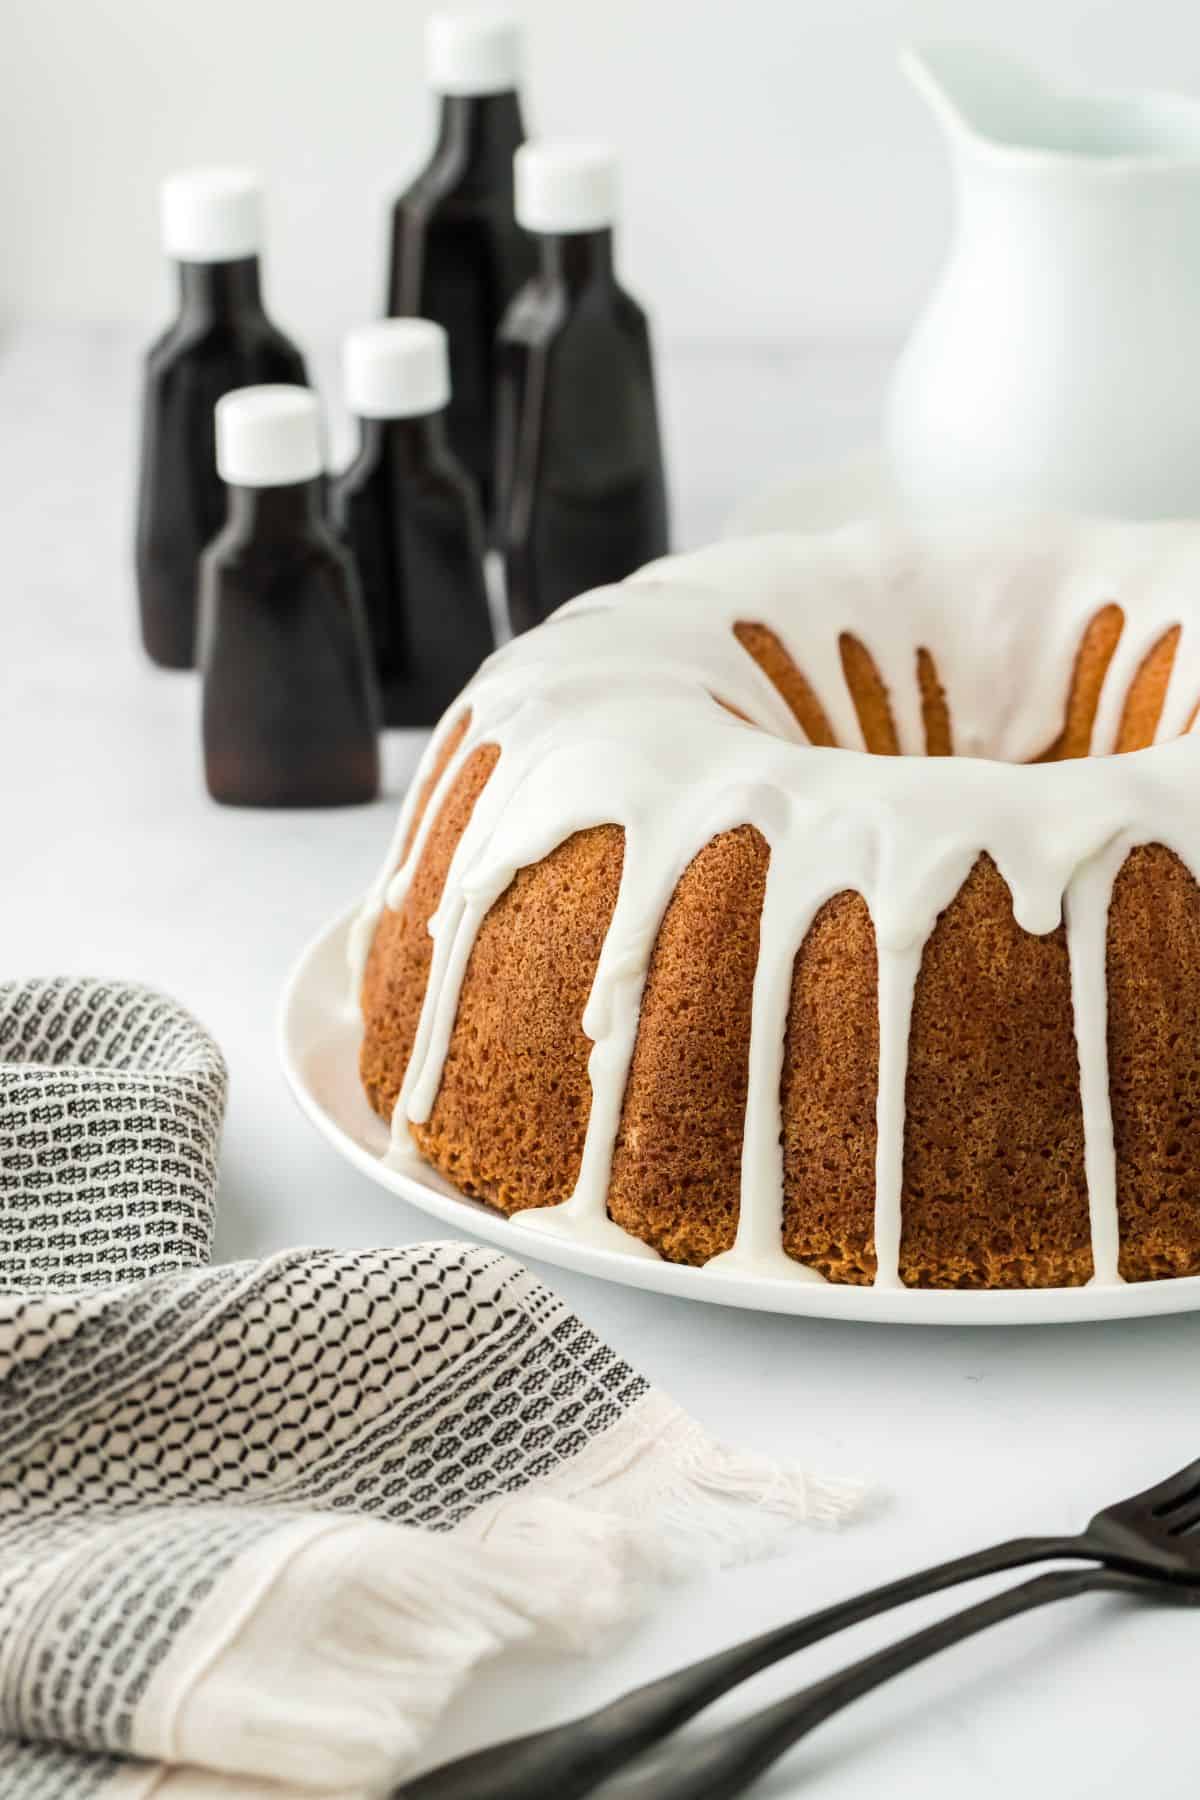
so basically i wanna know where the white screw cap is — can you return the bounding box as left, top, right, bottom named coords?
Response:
left=426, top=11, right=521, bottom=95
left=215, top=386, right=323, bottom=488
left=344, top=319, right=451, bottom=419
left=514, top=142, right=618, bottom=234
left=161, top=167, right=263, bottom=263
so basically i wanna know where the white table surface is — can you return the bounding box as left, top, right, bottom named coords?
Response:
left=4, top=322, right=1198, bottom=1798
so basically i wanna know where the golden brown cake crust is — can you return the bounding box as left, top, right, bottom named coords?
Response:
left=1036, top=602, right=1124, bottom=760
left=900, top=853, right=1093, bottom=1289
left=412, top=825, right=625, bottom=1213
left=916, top=648, right=952, bottom=756
left=1108, top=843, right=1200, bottom=1280
left=360, top=735, right=499, bottom=1121
left=733, top=620, right=836, bottom=745
left=605, top=826, right=768, bottom=1262
left=1115, top=625, right=1181, bottom=753
left=839, top=633, right=900, bottom=754
left=781, top=891, right=879, bottom=1283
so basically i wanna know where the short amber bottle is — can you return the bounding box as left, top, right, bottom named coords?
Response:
left=199, top=387, right=380, bottom=808
left=385, top=12, right=535, bottom=521
left=496, top=143, right=669, bottom=634
left=137, top=169, right=306, bottom=670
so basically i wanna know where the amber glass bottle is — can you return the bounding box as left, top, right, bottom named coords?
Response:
left=495, top=142, right=669, bottom=635
left=331, top=320, right=492, bottom=727
left=137, top=169, right=306, bottom=669
left=386, top=12, right=535, bottom=521
left=199, top=387, right=379, bottom=808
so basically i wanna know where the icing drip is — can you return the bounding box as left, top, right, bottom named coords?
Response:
left=872, top=947, right=921, bottom=1289
left=707, top=868, right=826, bottom=1283
left=351, top=517, right=1200, bottom=1290
left=1066, top=843, right=1128, bottom=1287
left=347, top=705, right=472, bottom=996
left=521, top=825, right=682, bottom=1258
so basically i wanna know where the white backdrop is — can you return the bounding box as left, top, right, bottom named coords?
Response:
left=6, top=0, right=1200, bottom=351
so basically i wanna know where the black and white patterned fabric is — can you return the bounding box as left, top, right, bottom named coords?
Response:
left=0, top=979, right=859, bottom=1800
left=0, top=981, right=223, bottom=1289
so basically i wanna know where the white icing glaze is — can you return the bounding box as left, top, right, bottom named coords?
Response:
left=350, top=516, right=1200, bottom=1289
left=873, top=946, right=922, bottom=1291
left=1066, top=841, right=1129, bottom=1287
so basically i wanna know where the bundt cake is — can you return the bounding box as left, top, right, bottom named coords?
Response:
left=350, top=519, right=1200, bottom=1290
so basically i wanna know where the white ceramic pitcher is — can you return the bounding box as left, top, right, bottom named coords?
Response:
left=885, top=45, right=1200, bottom=518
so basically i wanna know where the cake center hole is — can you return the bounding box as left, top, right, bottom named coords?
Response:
left=733, top=609, right=1191, bottom=761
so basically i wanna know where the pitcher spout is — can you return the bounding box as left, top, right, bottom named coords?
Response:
left=901, top=44, right=1058, bottom=154
left=905, top=42, right=1200, bottom=165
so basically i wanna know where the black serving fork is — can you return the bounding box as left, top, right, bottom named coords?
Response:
left=394, top=1454, right=1200, bottom=1800
left=621, top=1564, right=1193, bottom=1798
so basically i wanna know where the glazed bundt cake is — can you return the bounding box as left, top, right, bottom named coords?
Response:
left=351, top=519, right=1200, bottom=1290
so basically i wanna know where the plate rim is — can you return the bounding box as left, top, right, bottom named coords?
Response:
left=278, top=907, right=1200, bottom=1329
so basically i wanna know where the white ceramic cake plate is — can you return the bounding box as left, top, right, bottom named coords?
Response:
left=281, top=909, right=1200, bottom=1327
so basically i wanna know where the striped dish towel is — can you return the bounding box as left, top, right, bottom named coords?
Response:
left=0, top=978, right=863, bottom=1799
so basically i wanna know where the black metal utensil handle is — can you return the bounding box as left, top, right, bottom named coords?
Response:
left=393, top=1531, right=1084, bottom=1799
left=630, top=1565, right=1175, bottom=1799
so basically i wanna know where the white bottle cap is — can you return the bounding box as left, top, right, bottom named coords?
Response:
left=160, top=167, right=263, bottom=263
left=215, top=386, right=323, bottom=487
left=344, top=319, right=451, bottom=419
left=514, top=142, right=618, bottom=234
left=426, top=11, right=521, bottom=96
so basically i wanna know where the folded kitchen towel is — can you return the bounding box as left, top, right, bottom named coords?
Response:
left=0, top=978, right=864, bottom=1799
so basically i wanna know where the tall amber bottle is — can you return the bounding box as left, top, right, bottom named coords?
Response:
left=495, top=143, right=669, bottom=635
left=386, top=12, right=535, bottom=521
